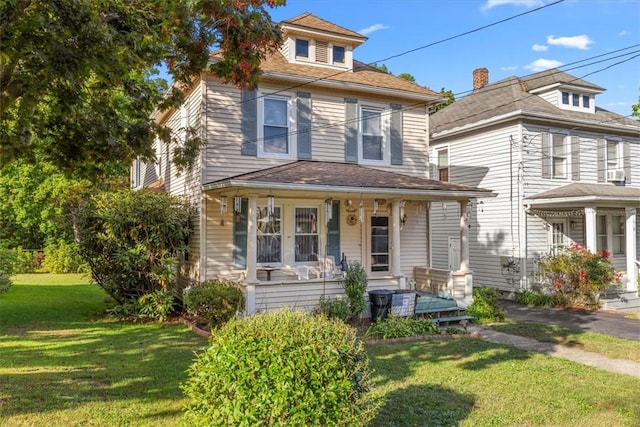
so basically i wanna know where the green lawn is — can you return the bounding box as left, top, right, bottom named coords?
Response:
left=1, top=275, right=639, bottom=426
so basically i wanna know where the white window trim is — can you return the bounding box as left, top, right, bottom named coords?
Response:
left=330, top=43, right=345, bottom=65
left=257, top=92, right=297, bottom=160
left=551, top=134, right=569, bottom=180
left=256, top=204, right=283, bottom=266
left=434, top=145, right=450, bottom=182
left=548, top=219, right=568, bottom=255
left=133, top=156, right=142, bottom=189
left=293, top=205, right=320, bottom=263
left=358, top=103, right=390, bottom=166
left=606, top=140, right=623, bottom=172
left=557, top=90, right=595, bottom=113
left=367, top=213, right=390, bottom=276
left=294, top=37, right=313, bottom=63
left=597, top=214, right=626, bottom=256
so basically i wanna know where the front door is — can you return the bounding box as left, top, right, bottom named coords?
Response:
left=369, top=216, right=389, bottom=273
left=549, top=219, right=567, bottom=255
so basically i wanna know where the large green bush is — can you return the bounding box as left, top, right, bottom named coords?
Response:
left=183, top=279, right=245, bottom=328
left=0, top=245, right=17, bottom=293
left=182, top=309, right=377, bottom=426
left=314, top=295, right=351, bottom=322
left=365, top=316, right=440, bottom=340
left=76, top=189, right=193, bottom=304
left=466, top=286, right=506, bottom=324
left=537, top=243, right=621, bottom=308
left=42, top=239, right=89, bottom=273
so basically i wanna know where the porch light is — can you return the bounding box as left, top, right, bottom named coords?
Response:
left=267, top=195, right=275, bottom=216
left=220, top=196, right=228, bottom=214
left=373, top=199, right=378, bottom=216
left=234, top=196, right=242, bottom=213
left=325, top=198, right=333, bottom=223
left=359, top=200, right=364, bottom=223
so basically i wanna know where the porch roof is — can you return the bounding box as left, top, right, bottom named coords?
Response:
left=202, top=160, right=495, bottom=200
left=525, top=183, right=640, bottom=208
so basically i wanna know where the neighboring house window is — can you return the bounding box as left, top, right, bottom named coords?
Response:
left=294, top=207, right=318, bottom=262
left=597, top=214, right=626, bottom=255
left=360, top=105, right=386, bottom=163
left=295, top=39, right=309, bottom=58
left=551, top=134, right=567, bottom=179
left=332, top=45, right=345, bottom=64
left=437, top=147, right=449, bottom=182
left=561, top=92, right=569, bottom=105
left=257, top=206, right=282, bottom=264
left=371, top=216, right=389, bottom=272
left=258, top=95, right=295, bottom=159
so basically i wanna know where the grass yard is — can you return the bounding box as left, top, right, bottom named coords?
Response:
left=491, top=322, right=640, bottom=362
left=1, top=274, right=639, bottom=426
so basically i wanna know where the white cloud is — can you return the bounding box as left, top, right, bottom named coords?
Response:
left=618, top=30, right=630, bottom=36
left=483, top=0, right=543, bottom=10
left=532, top=44, right=548, bottom=52
left=358, top=24, right=390, bottom=36
left=501, top=65, right=518, bottom=71
left=547, top=34, right=594, bottom=50
left=524, top=58, right=563, bottom=72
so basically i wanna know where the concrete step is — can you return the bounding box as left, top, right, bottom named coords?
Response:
left=600, top=290, right=640, bottom=312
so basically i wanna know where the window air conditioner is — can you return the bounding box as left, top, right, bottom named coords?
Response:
left=607, top=169, right=625, bottom=182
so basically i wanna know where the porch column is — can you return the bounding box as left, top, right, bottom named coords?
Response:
left=246, top=195, right=258, bottom=314
left=584, top=206, right=597, bottom=252
left=391, top=199, right=403, bottom=283
left=625, top=207, right=637, bottom=291
left=459, top=199, right=471, bottom=273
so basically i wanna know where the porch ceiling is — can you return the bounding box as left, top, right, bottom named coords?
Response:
left=202, top=160, right=495, bottom=200
left=525, top=183, right=640, bottom=208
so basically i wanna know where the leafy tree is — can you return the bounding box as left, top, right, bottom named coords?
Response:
left=398, top=72, right=416, bottom=83
left=76, top=189, right=194, bottom=304
left=1, top=0, right=284, bottom=179
left=632, top=91, right=639, bottom=121
left=435, top=87, right=455, bottom=111
left=368, top=62, right=390, bottom=73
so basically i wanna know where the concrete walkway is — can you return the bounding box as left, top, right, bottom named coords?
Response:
left=466, top=302, right=640, bottom=378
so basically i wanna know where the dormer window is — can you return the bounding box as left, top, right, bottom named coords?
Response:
left=559, top=90, right=593, bottom=112
left=333, top=45, right=345, bottom=64
left=582, top=95, right=590, bottom=108
left=295, top=39, right=309, bottom=58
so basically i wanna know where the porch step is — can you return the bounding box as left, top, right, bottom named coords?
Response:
left=600, top=289, right=640, bottom=313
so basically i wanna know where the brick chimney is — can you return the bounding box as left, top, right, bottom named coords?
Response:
left=473, top=68, right=489, bottom=91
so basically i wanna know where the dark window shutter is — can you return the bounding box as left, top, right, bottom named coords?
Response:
left=344, top=98, right=358, bottom=162
left=297, top=92, right=312, bottom=159
left=390, top=103, right=403, bottom=165
left=571, top=136, right=580, bottom=180
left=623, top=141, right=631, bottom=184
left=541, top=133, right=551, bottom=179
left=232, top=198, right=248, bottom=268
left=326, top=201, right=341, bottom=260
left=241, top=89, right=257, bottom=156
left=597, top=139, right=606, bottom=183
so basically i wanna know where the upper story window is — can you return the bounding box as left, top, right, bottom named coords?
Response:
left=360, top=105, right=388, bottom=164
left=437, top=147, right=449, bottom=182
left=582, top=95, right=590, bottom=108
left=560, top=90, right=593, bottom=112
left=606, top=140, right=623, bottom=172
left=295, top=39, right=309, bottom=58
left=551, top=134, right=567, bottom=179
left=332, top=45, right=345, bottom=64
left=258, top=95, right=295, bottom=159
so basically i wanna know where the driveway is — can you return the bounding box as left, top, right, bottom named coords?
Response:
left=501, top=301, right=640, bottom=341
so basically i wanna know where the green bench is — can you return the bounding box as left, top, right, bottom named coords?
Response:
left=414, top=294, right=474, bottom=325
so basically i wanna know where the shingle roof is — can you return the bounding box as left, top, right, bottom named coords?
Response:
left=203, top=160, right=493, bottom=198
left=280, top=12, right=366, bottom=41
left=430, top=69, right=639, bottom=136
left=259, top=54, right=441, bottom=99
left=526, top=182, right=640, bottom=201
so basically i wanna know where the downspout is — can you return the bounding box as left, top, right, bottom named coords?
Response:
left=517, top=122, right=526, bottom=289
left=199, top=78, right=207, bottom=282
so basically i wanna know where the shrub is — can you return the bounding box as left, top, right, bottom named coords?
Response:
left=138, top=289, right=175, bottom=322
left=41, top=240, right=89, bottom=273
left=515, top=289, right=567, bottom=307
left=365, top=316, right=439, bottom=339
left=466, top=286, right=506, bottom=324
left=182, top=309, right=376, bottom=426
left=314, top=294, right=351, bottom=322
left=0, top=245, right=17, bottom=293
left=343, top=260, right=368, bottom=319
left=183, top=279, right=245, bottom=328
left=537, top=243, right=621, bottom=308
left=76, top=189, right=193, bottom=304
left=12, top=248, right=40, bottom=273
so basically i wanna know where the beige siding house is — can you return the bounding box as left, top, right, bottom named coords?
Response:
left=134, top=13, right=494, bottom=314
left=430, top=68, right=640, bottom=309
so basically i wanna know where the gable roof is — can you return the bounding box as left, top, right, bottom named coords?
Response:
left=280, top=12, right=367, bottom=41
left=430, top=69, right=639, bottom=137
left=203, top=160, right=494, bottom=200
left=525, top=183, right=640, bottom=207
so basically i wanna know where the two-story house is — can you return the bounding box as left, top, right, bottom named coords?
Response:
left=430, top=68, right=639, bottom=308
left=133, top=13, right=494, bottom=314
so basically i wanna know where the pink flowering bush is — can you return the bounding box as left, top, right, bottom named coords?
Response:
left=537, top=243, right=621, bottom=308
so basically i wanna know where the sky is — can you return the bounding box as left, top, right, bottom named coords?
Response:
left=266, top=0, right=640, bottom=117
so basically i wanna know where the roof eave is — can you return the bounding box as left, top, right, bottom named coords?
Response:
left=526, top=195, right=640, bottom=207
left=202, top=179, right=496, bottom=200
left=431, top=110, right=523, bottom=139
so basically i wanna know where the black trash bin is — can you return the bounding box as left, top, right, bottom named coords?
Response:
left=368, top=289, right=394, bottom=321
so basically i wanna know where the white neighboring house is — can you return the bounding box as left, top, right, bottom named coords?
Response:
left=430, top=68, right=640, bottom=298
left=131, top=14, right=495, bottom=314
